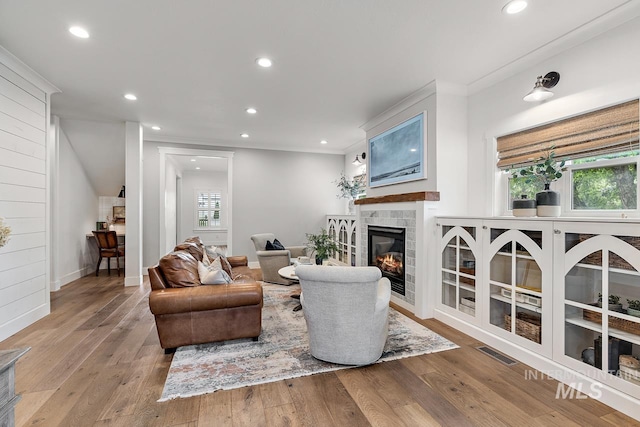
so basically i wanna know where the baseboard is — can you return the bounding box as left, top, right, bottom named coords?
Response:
left=0, top=303, right=50, bottom=342
left=58, top=267, right=91, bottom=288
left=434, top=309, right=640, bottom=421
left=124, top=275, right=142, bottom=287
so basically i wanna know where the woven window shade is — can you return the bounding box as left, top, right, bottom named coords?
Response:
left=497, top=99, right=639, bottom=169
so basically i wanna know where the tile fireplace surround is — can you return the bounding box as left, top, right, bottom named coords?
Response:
left=356, top=191, right=440, bottom=318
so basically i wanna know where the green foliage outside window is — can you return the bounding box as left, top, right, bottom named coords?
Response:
left=572, top=163, right=637, bottom=210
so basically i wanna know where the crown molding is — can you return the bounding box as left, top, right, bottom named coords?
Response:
left=0, top=45, right=60, bottom=94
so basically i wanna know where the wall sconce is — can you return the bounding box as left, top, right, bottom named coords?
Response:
left=523, top=71, right=560, bottom=102
left=352, top=152, right=366, bottom=166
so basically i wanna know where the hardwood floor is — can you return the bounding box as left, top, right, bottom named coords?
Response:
left=1, top=274, right=638, bottom=426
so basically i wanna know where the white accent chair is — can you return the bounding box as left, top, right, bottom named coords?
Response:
left=295, top=265, right=391, bottom=365
left=250, top=233, right=307, bottom=285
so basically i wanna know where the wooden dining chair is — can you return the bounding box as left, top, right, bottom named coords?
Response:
left=92, top=230, right=125, bottom=276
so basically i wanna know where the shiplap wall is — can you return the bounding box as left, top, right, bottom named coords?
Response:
left=0, top=59, right=50, bottom=341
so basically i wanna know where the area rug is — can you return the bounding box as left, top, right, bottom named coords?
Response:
left=159, top=283, right=458, bottom=401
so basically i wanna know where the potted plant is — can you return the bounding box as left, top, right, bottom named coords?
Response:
left=597, top=293, right=623, bottom=312
left=510, top=147, right=566, bottom=217
left=0, top=217, right=11, bottom=248
left=305, top=228, right=339, bottom=265
left=334, top=173, right=365, bottom=215
left=627, top=299, right=640, bottom=317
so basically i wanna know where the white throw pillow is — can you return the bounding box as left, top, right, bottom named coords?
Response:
left=197, top=258, right=232, bottom=285
left=202, top=250, right=211, bottom=266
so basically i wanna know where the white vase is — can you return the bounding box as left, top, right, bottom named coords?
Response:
left=347, top=199, right=355, bottom=215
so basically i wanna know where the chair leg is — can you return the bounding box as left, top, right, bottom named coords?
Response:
left=107, top=257, right=111, bottom=275
left=117, top=256, right=120, bottom=277
left=95, top=255, right=102, bottom=276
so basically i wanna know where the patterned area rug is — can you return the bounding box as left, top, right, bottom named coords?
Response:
left=159, top=283, right=458, bottom=401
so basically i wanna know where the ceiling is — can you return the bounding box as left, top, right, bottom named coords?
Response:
left=1, top=0, right=639, bottom=154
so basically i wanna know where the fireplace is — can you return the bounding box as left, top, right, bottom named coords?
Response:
left=368, top=225, right=406, bottom=295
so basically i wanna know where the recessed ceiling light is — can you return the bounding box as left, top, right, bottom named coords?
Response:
left=240, top=133, right=249, bottom=138
left=320, top=140, right=328, bottom=145
left=256, top=57, right=273, bottom=68
left=190, top=159, right=196, bottom=162
left=195, top=167, right=201, bottom=170
left=69, top=26, right=90, bottom=38
left=151, top=126, right=161, bottom=131
left=246, top=107, right=257, bottom=114
left=502, top=0, right=527, bottom=15
left=410, top=148, right=417, bottom=152
left=124, top=93, right=137, bottom=101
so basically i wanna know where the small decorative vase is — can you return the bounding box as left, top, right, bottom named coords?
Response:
left=536, top=183, right=561, bottom=217
left=315, top=256, right=326, bottom=265
left=512, top=195, right=537, bottom=217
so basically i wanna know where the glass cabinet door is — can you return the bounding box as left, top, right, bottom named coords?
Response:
left=560, top=230, right=640, bottom=396
left=485, top=222, right=550, bottom=356
left=439, top=223, right=479, bottom=320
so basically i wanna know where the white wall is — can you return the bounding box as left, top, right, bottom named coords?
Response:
left=180, top=170, right=228, bottom=244
left=0, top=47, right=57, bottom=342
left=467, top=17, right=640, bottom=216
left=56, top=124, right=98, bottom=285
left=143, top=141, right=344, bottom=266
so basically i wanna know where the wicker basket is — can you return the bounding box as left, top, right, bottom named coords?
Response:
left=582, top=305, right=640, bottom=336
left=505, top=312, right=541, bottom=344
left=578, top=234, right=640, bottom=271
left=459, top=267, right=475, bottom=286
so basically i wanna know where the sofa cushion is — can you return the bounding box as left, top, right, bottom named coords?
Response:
left=174, top=241, right=204, bottom=261
left=149, top=282, right=263, bottom=315
left=159, top=251, right=200, bottom=288
left=198, top=259, right=232, bottom=285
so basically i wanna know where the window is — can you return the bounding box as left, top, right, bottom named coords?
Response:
left=196, top=190, right=222, bottom=228
left=505, top=151, right=639, bottom=214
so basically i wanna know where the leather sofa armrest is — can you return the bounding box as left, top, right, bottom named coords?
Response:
left=227, top=255, right=248, bottom=267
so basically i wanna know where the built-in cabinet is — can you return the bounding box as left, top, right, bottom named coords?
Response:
left=553, top=222, right=640, bottom=400
left=327, top=215, right=357, bottom=266
left=436, top=217, right=640, bottom=413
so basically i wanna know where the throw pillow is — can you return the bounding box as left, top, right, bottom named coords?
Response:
left=198, top=258, right=232, bottom=285
left=202, top=249, right=211, bottom=266
left=265, top=239, right=285, bottom=250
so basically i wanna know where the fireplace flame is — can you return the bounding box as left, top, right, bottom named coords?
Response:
left=376, top=253, right=403, bottom=275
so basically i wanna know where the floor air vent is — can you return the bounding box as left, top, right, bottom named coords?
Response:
left=476, top=346, right=517, bottom=366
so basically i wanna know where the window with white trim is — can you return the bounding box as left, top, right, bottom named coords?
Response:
left=499, top=99, right=640, bottom=216
left=196, top=190, right=222, bottom=228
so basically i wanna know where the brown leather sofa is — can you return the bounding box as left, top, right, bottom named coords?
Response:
left=148, top=238, right=263, bottom=350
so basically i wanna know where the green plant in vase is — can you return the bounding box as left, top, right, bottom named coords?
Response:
left=510, top=147, right=566, bottom=217
left=305, top=228, right=339, bottom=265
left=627, top=299, right=640, bottom=317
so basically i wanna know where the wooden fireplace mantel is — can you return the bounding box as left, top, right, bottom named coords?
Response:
left=354, top=191, right=440, bottom=205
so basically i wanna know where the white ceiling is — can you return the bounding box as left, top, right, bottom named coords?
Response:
left=1, top=0, right=639, bottom=154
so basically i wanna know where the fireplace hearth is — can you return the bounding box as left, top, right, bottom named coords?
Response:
left=368, top=225, right=406, bottom=295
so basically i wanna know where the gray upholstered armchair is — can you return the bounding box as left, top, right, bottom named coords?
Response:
left=250, top=233, right=307, bottom=285
left=295, top=265, right=391, bottom=365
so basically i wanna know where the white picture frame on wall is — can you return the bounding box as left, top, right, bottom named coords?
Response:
left=368, top=112, right=426, bottom=188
